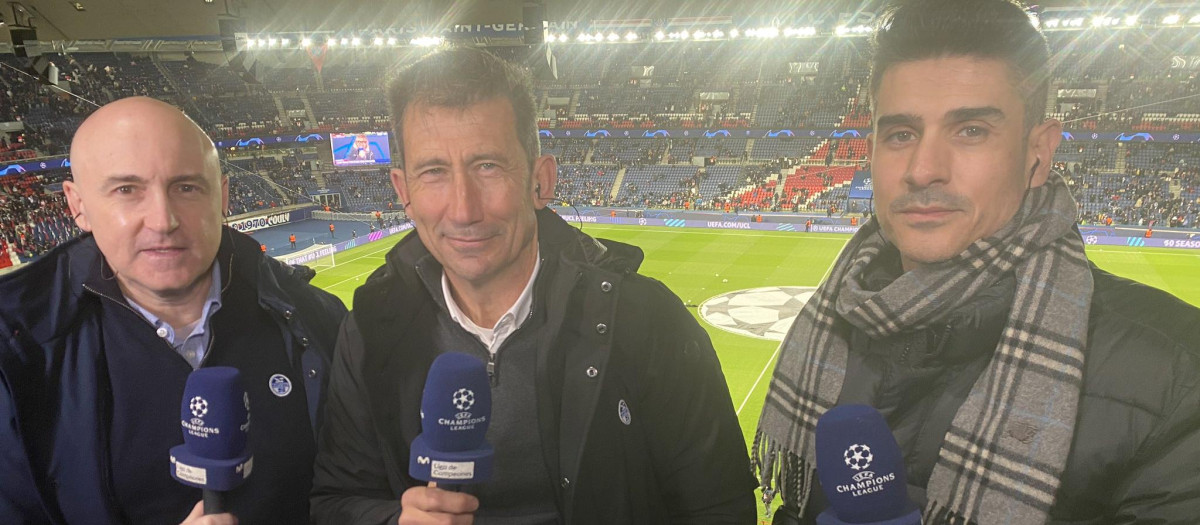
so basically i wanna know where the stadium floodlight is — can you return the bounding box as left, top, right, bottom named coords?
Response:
left=762, top=27, right=779, bottom=38
left=730, top=28, right=740, bottom=38
left=1068, top=18, right=1085, bottom=27
left=577, top=34, right=590, bottom=42
left=1190, top=14, right=1200, bottom=24
left=712, top=29, right=724, bottom=38
left=280, top=38, right=290, bottom=46
left=1162, top=14, right=1180, bottom=25
left=373, top=37, right=384, bottom=46
left=1124, top=15, right=1138, bottom=27
left=387, top=37, right=397, bottom=45
left=607, top=33, right=619, bottom=41
left=267, top=38, right=277, bottom=47
left=340, top=37, right=349, bottom=45
left=654, top=30, right=665, bottom=41
left=557, top=34, right=568, bottom=43
left=1044, top=18, right=1060, bottom=28
left=244, top=39, right=255, bottom=48
left=625, top=32, right=638, bottom=41
left=301, top=37, right=312, bottom=47
left=594, top=32, right=604, bottom=41
left=351, top=37, right=362, bottom=46
left=257, top=38, right=267, bottom=47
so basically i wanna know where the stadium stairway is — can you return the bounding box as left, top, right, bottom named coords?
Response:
left=273, top=95, right=289, bottom=124
left=609, top=167, right=626, bottom=200
left=301, top=96, right=318, bottom=128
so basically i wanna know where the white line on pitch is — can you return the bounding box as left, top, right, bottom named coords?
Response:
left=737, top=345, right=780, bottom=416
left=317, top=243, right=398, bottom=289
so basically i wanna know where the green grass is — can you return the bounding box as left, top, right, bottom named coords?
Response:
left=310, top=225, right=1200, bottom=520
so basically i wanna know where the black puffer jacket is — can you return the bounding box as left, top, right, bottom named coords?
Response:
left=311, top=209, right=756, bottom=524
left=777, top=251, right=1200, bottom=524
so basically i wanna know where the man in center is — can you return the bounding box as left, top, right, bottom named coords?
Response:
left=310, top=47, right=755, bottom=524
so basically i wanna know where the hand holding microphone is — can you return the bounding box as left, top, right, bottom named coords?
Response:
left=399, top=352, right=494, bottom=524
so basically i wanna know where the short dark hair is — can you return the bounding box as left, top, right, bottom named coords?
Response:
left=869, top=0, right=1050, bottom=131
left=387, top=46, right=540, bottom=171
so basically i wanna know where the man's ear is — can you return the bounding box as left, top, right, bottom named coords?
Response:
left=220, top=175, right=230, bottom=216
left=531, top=154, right=558, bottom=209
left=62, top=180, right=91, bottom=232
left=390, top=168, right=409, bottom=207
left=1028, top=119, right=1063, bottom=188
left=866, top=132, right=875, bottom=163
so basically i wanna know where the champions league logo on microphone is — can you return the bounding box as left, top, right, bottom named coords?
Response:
left=453, top=388, right=475, bottom=411
left=835, top=442, right=897, bottom=496
left=440, top=387, right=487, bottom=431
left=192, top=397, right=211, bottom=419
left=832, top=443, right=900, bottom=498
left=844, top=444, right=873, bottom=474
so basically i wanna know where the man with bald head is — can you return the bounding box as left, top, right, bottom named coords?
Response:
left=0, top=97, right=346, bottom=524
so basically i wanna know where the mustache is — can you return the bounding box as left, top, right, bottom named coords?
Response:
left=888, top=190, right=970, bottom=212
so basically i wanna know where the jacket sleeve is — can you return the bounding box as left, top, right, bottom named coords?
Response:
left=1108, top=367, right=1200, bottom=522
left=310, top=313, right=403, bottom=525
left=638, top=281, right=758, bottom=523
left=0, top=354, right=48, bottom=522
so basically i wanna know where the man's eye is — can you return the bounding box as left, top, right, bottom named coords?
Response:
left=959, top=126, right=988, bottom=138
left=115, top=186, right=135, bottom=194
left=887, top=131, right=915, bottom=143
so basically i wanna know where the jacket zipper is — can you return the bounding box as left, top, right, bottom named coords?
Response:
left=487, top=351, right=498, bottom=386
left=483, top=256, right=545, bottom=387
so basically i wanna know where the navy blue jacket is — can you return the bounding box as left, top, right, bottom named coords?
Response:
left=0, top=227, right=346, bottom=524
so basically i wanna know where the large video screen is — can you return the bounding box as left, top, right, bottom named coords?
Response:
left=330, top=131, right=392, bottom=167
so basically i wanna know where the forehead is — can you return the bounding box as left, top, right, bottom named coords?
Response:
left=401, top=98, right=518, bottom=147
left=74, top=119, right=217, bottom=185
left=874, top=57, right=1024, bottom=119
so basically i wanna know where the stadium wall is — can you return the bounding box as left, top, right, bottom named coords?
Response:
left=225, top=206, right=316, bottom=233
left=279, top=222, right=415, bottom=266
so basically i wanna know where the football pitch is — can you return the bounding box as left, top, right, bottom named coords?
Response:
left=310, top=224, right=1200, bottom=503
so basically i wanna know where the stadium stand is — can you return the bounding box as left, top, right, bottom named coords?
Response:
left=5, top=30, right=1200, bottom=261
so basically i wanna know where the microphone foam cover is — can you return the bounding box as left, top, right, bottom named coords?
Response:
left=420, top=352, right=492, bottom=452
left=171, top=366, right=253, bottom=491
left=815, top=404, right=911, bottom=523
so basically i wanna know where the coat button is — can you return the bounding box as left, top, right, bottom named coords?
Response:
left=283, top=310, right=293, bottom=320
left=307, top=369, right=318, bottom=378
left=586, top=366, right=598, bottom=378
left=600, top=281, right=613, bottom=293
left=300, top=337, right=310, bottom=346
left=155, top=327, right=169, bottom=339
left=595, top=323, right=608, bottom=335
left=560, top=477, right=571, bottom=488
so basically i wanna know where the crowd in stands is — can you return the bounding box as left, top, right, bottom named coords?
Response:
left=4, top=32, right=1200, bottom=263
left=0, top=172, right=79, bottom=260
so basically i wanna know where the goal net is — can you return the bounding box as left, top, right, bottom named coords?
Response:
left=275, top=242, right=336, bottom=270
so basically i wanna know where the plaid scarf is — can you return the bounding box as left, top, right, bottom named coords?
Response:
left=754, top=173, right=1092, bottom=524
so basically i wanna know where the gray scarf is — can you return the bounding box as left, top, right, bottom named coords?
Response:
left=754, top=173, right=1092, bottom=524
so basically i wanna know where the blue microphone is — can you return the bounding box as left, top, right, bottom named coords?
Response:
left=815, top=404, right=921, bottom=525
left=169, top=367, right=253, bottom=514
left=409, top=352, right=494, bottom=484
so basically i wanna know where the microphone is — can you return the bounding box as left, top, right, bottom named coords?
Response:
left=409, top=352, right=494, bottom=484
left=169, top=367, right=253, bottom=515
left=815, top=404, right=921, bottom=525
